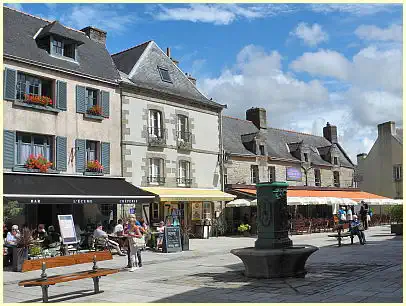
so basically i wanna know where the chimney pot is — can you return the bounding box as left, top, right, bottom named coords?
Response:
left=377, top=121, right=396, bottom=139
left=323, top=122, right=338, bottom=143
left=246, top=107, right=267, bottom=130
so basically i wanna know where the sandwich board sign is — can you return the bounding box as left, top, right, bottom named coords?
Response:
left=57, top=215, right=78, bottom=245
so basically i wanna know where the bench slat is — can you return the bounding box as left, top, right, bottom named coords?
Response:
left=21, top=251, right=113, bottom=272
left=18, top=268, right=119, bottom=286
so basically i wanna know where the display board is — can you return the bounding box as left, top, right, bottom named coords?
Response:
left=57, top=215, right=78, bottom=245
left=286, top=167, right=302, bottom=181
left=163, top=226, right=182, bottom=253
left=191, top=202, right=202, bottom=220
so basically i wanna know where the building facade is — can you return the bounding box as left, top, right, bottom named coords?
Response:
left=112, top=43, right=234, bottom=232
left=3, top=7, right=155, bottom=230
left=222, top=108, right=355, bottom=188
left=356, top=121, right=403, bottom=199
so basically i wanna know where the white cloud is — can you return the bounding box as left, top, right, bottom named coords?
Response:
left=58, top=5, right=136, bottom=33
left=309, top=4, right=397, bottom=16
left=5, top=3, right=23, bottom=10
left=290, top=23, right=329, bottom=47
left=290, top=50, right=350, bottom=80
left=151, top=4, right=296, bottom=25
left=355, top=24, right=402, bottom=42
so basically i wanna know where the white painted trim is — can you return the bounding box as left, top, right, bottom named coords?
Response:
left=33, top=27, right=43, bottom=40
left=128, top=41, right=153, bottom=79
left=4, top=194, right=156, bottom=199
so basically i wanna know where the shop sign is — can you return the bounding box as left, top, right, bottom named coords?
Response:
left=163, top=226, right=182, bottom=253
left=30, top=199, right=41, bottom=204
left=119, top=199, right=138, bottom=204
left=192, top=202, right=202, bottom=220
left=129, top=208, right=135, bottom=214
left=73, top=199, right=93, bottom=204
left=286, top=167, right=302, bottom=181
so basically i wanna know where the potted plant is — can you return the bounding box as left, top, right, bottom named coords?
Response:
left=388, top=206, right=403, bottom=235
left=86, top=160, right=103, bottom=173
left=25, top=154, right=53, bottom=173
left=13, top=228, right=34, bottom=272
left=180, top=224, right=192, bottom=251
left=238, top=224, right=251, bottom=237
left=87, top=105, right=103, bottom=116
left=24, top=94, right=53, bottom=107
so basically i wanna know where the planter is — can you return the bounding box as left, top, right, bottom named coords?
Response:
left=391, top=223, right=403, bottom=235
left=84, top=113, right=104, bottom=120
left=242, top=231, right=250, bottom=237
left=13, top=247, right=28, bottom=272
left=84, top=171, right=104, bottom=176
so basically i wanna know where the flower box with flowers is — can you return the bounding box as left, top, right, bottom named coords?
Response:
left=24, top=94, right=53, bottom=108
left=85, top=160, right=104, bottom=175
left=25, top=154, right=53, bottom=173
left=85, top=105, right=104, bottom=120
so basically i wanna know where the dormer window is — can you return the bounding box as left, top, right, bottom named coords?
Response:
left=158, top=66, right=172, bottom=83
left=333, top=156, right=338, bottom=165
left=51, top=37, right=76, bottom=61
left=52, top=39, right=63, bottom=56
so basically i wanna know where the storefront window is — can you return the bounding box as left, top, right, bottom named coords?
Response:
left=203, top=202, right=212, bottom=219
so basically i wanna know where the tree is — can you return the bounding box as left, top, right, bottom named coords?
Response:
left=3, top=201, right=24, bottom=223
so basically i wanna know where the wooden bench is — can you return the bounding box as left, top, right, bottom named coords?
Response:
left=18, top=251, right=119, bottom=303
left=328, top=223, right=353, bottom=247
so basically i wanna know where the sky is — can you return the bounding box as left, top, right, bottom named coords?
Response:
left=5, top=3, right=403, bottom=164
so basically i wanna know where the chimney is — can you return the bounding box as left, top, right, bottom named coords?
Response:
left=166, top=47, right=179, bottom=66
left=186, top=73, right=197, bottom=86
left=377, top=121, right=396, bottom=139
left=81, top=26, right=107, bottom=45
left=246, top=107, right=267, bottom=130
left=323, top=122, right=338, bottom=143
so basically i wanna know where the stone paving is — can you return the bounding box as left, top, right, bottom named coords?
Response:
left=2, top=225, right=402, bottom=303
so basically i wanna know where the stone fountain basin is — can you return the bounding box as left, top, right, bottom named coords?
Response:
left=230, top=245, right=319, bottom=279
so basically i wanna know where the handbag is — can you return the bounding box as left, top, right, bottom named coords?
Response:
left=357, top=224, right=365, bottom=231
left=134, top=236, right=145, bottom=248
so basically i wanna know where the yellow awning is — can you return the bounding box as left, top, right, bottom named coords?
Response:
left=141, top=187, right=236, bottom=202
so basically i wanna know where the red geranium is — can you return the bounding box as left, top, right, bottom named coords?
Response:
left=25, top=154, right=53, bottom=173
left=87, top=105, right=102, bottom=116
left=86, top=160, right=103, bottom=173
left=24, top=94, right=53, bottom=107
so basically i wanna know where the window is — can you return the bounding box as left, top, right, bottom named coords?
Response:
left=86, top=88, right=99, bottom=108
left=314, top=169, right=321, bottom=187
left=259, top=145, right=265, bottom=156
left=224, top=168, right=228, bottom=185
left=148, top=158, right=164, bottom=184
left=333, top=171, right=340, bottom=187
left=304, top=153, right=308, bottom=162
left=52, top=39, right=63, bottom=56
left=203, top=202, right=212, bottom=219
left=177, top=115, right=189, bottom=141
left=15, top=132, right=52, bottom=165
left=16, top=72, right=53, bottom=103
left=158, top=67, right=172, bottom=83
left=268, top=166, right=275, bottom=183
left=148, top=109, right=163, bottom=137
left=251, top=165, right=259, bottom=184
left=393, top=165, right=402, bottom=181
left=63, top=44, right=75, bottom=59
left=178, top=160, right=191, bottom=186
left=86, top=141, right=99, bottom=163
left=152, top=203, right=159, bottom=220
left=333, top=156, right=338, bottom=165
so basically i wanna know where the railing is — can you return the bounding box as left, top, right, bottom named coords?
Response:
left=177, top=177, right=193, bottom=186
left=147, top=176, right=166, bottom=185
left=147, top=127, right=166, bottom=147
left=176, top=131, right=192, bottom=150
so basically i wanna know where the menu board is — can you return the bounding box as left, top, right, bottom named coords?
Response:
left=191, top=202, right=202, bottom=221
left=163, top=226, right=182, bottom=253
left=57, top=215, right=78, bottom=245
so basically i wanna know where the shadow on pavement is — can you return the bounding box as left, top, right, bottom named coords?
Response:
left=20, top=289, right=98, bottom=303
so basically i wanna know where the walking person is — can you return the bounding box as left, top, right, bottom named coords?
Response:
left=127, top=217, right=143, bottom=272
left=360, top=202, right=368, bottom=230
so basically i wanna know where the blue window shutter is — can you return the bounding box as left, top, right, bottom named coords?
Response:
left=4, top=68, right=16, bottom=101
left=76, top=85, right=86, bottom=114
left=75, top=139, right=86, bottom=173
left=101, top=142, right=110, bottom=174
left=56, top=81, right=67, bottom=111
left=3, top=130, right=16, bottom=169
left=101, top=91, right=110, bottom=118
left=56, top=136, right=67, bottom=171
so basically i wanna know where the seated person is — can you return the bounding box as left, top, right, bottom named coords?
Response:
left=5, top=225, right=19, bottom=246
left=349, top=215, right=366, bottom=245
left=113, top=219, right=124, bottom=236
left=42, top=226, right=62, bottom=249
left=156, top=221, right=165, bottom=250
left=32, top=224, right=47, bottom=240
left=93, top=223, right=125, bottom=256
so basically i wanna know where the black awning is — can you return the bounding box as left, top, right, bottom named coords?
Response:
left=3, top=173, right=156, bottom=205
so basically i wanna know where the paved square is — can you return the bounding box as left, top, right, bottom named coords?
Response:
left=3, top=225, right=402, bottom=303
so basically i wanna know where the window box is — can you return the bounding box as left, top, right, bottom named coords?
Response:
left=84, top=171, right=104, bottom=176
left=176, top=131, right=192, bottom=150
left=147, top=176, right=165, bottom=185
left=12, top=166, right=59, bottom=174
left=147, top=127, right=166, bottom=147
left=13, top=100, right=60, bottom=114
left=84, top=113, right=104, bottom=121
left=86, top=160, right=104, bottom=174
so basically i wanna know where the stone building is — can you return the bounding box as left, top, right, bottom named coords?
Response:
left=356, top=121, right=403, bottom=199
left=3, top=7, right=154, bottom=230
left=222, top=108, right=355, bottom=188
left=111, top=43, right=234, bottom=231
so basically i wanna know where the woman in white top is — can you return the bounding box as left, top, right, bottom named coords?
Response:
left=346, top=207, right=353, bottom=221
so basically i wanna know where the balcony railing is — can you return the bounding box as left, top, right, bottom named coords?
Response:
left=176, top=131, right=192, bottom=150
left=177, top=177, right=193, bottom=187
left=147, top=127, right=166, bottom=147
left=147, top=176, right=166, bottom=185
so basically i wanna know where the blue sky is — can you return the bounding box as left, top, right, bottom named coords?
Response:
left=4, top=3, right=403, bottom=162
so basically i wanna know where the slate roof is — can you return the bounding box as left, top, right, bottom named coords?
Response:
left=36, top=21, right=85, bottom=44
left=112, top=41, right=223, bottom=109
left=223, top=116, right=354, bottom=168
left=4, top=7, right=120, bottom=83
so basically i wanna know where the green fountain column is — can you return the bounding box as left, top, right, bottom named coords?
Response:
left=255, top=182, right=293, bottom=249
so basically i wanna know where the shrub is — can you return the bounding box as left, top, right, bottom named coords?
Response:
left=237, top=224, right=251, bottom=233
left=388, top=206, right=403, bottom=224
